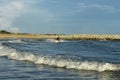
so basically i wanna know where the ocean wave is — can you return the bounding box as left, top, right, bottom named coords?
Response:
left=1, top=38, right=68, bottom=44
left=7, top=39, right=24, bottom=43
left=0, top=43, right=120, bottom=72
left=46, top=39, right=68, bottom=43
left=1, top=39, right=41, bottom=44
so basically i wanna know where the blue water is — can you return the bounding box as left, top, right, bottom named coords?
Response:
left=0, top=39, right=120, bottom=80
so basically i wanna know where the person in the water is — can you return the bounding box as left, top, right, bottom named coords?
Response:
left=56, top=37, right=60, bottom=41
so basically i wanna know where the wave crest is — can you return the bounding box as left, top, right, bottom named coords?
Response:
left=0, top=43, right=120, bottom=72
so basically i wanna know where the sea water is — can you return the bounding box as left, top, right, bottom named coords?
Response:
left=0, top=38, right=120, bottom=80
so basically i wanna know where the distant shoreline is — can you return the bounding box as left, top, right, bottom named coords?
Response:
left=0, top=33, right=120, bottom=41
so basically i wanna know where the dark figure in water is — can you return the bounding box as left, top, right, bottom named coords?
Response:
left=56, top=37, right=60, bottom=41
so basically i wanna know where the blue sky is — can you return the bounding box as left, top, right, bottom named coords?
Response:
left=0, top=0, right=120, bottom=34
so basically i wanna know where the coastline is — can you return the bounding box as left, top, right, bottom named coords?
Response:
left=0, top=33, right=120, bottom=41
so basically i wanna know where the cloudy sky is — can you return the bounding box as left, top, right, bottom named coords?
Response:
left=0, top=0, right=120, bottom=34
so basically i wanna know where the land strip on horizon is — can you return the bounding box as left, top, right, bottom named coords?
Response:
left=0, top=33, right=120, bottom=41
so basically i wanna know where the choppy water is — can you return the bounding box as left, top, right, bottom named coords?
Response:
left=0, top=38, right=120, bottom=80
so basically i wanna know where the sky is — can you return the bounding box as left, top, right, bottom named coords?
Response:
left=0, top=0, right=120, bottom=34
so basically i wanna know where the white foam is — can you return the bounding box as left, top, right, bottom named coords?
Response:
left=35, top=57, right=120, bottom=72
left=46, top=39, right=67, bottom=43
left=8, top=39, right=24, bottom=43
left=0, top=43, right=120, bottom=72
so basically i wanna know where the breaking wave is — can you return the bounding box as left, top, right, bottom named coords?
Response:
left=8, top=39, right=24, bottom=43
left=0, top=43, right=120, bottom=72
left=46, top=39, right=68, bottom=43
left=6, top=38, right=68, bottom=43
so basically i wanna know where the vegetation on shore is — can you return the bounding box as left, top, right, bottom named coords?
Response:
left=0, top=30, right=11, bottom=34
left=0, top=30, right=120, bottom=41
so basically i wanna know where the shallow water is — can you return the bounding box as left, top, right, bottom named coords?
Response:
left=0, top=39, right=120, bottom=80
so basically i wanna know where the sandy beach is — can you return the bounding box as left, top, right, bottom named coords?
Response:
left=0, top=33, right=120, bottom=41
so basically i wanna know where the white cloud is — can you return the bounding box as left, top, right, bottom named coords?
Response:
left=0, top=0, right=25, bottom=29
left=76, top=3, right=119, bottom=13
left=0, top=0, right=54, bottom=31
left=10, top=27, right=20, bottom=33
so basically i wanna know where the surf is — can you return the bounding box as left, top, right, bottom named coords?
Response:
left=0, top=43, right=120, bottom=72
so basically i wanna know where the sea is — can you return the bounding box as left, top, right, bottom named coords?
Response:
left=0, top=38, right=120, bottom=80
